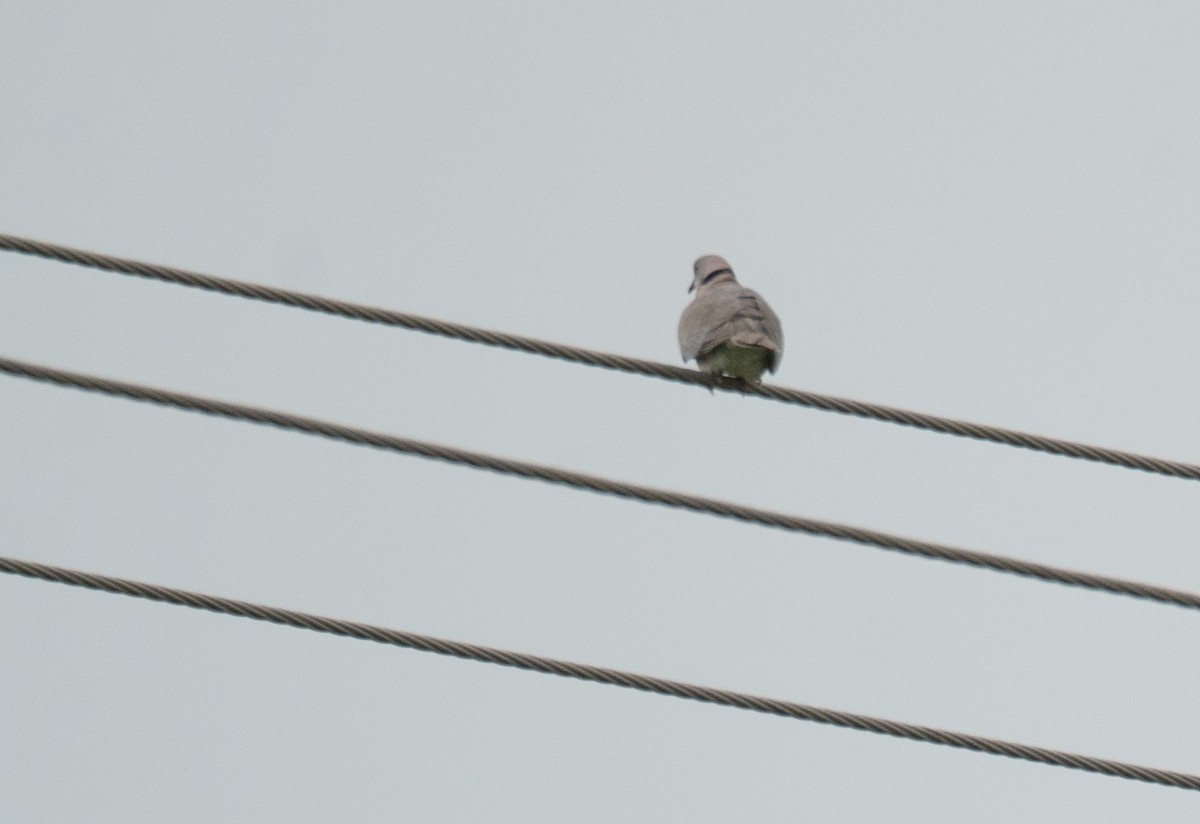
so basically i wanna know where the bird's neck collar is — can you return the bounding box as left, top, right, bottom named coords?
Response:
left=700, top=268, right=734, bottom=287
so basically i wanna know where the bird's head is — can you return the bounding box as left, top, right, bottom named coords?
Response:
left=690, top=254, right=734, bottom=293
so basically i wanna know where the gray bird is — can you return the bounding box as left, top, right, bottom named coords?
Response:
left=678, top=254, right=783, bottom=383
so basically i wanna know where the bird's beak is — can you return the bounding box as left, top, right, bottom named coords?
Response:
left=688, top=282, right=696, bottom=294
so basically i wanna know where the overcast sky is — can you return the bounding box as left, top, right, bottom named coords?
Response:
left=3, top=3, right=1199, bottom=821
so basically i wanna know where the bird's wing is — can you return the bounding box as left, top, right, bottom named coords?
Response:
left=732, top=289, right=783, bottom=372
left=678, top=284, right=744, bottom=362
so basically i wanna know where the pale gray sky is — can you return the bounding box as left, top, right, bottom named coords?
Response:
left=3, top=2, right=1199, bottom=821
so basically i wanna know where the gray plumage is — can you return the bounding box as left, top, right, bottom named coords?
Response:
left=677, top=254, right=783, bottom=382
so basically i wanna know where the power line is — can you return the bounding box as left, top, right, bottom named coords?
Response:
left=4, top=354, right=1199, bottom=612
left=2, top=232, right=1197, bottom=483
left=2, top=554, right=1196, bottom=793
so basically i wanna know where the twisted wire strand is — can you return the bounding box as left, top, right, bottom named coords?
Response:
left=2, top=553, right=1197, bottom=792
left=4, top=355, right=1200, bottom=612
left=2, top=232, right=1197, bottom=482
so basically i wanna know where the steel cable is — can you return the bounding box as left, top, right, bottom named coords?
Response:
left=2, top=232, right=1197, bottom=482
left=4, top=355, right=1200, bottom=611
left=2, top=553, right=1197, bottom=791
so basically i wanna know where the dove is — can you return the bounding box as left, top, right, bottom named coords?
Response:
left=677, top=254, right=783, bottom=383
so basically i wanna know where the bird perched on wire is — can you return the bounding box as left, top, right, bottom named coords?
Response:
left=678, top=254, right=783, bottom=383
